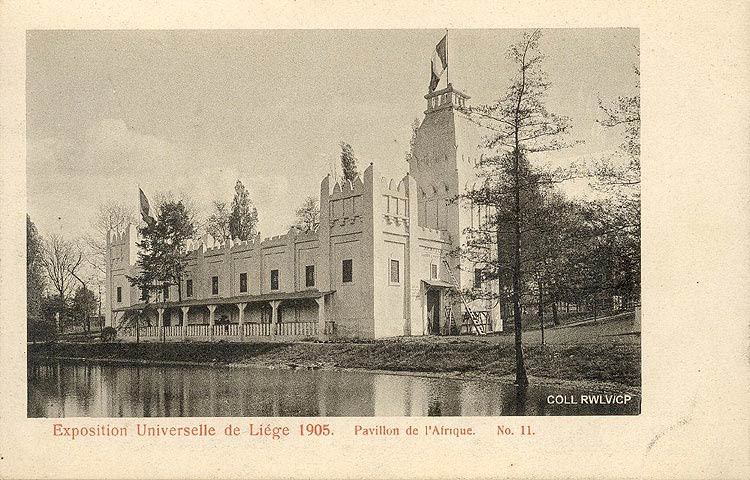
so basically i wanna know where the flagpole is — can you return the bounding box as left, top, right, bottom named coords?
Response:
left=445, top=28, right=449, bottom=87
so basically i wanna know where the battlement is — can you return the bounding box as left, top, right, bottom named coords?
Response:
left=419, top=181, right=452, bottom=199
left=330, top=176, right=364, bottom=200
left=107, top=224, right=138, bottom=246
left=380, top=174, right=411, bottom=225
left=380, top=176, right=407, bottom=195
left=326, top=170, right=368, bottom=227
left=417, top=225, right=451, bottom=243
left=424, top=83, right=470, bottom=113
left=261, top=233, right=288, bottom=247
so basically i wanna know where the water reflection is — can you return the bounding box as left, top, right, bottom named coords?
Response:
left=28, top=360, right=639, bottom=417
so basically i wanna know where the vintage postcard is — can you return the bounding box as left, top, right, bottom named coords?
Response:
left=1, top=1, right=748, bottom=479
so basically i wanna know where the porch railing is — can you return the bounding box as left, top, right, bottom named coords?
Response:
left=118, top=322, right=319, bottom=340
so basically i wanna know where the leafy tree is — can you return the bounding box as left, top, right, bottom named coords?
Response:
left=41, top=294, right=67, bottom=333
left=464, top=30, right=574, bottom=387
left=27, top=215, right=45, bottom=323
left=293, top=196, right=320, bottom=232
left=229, top=180, right=259, bottom=240
left=340, top=142, right=359, bottom=182
left=71, top=286, right=97, bottom=332
left=206, top=200, right=231, bottom=242
left=28, top=215, right=54, bottom=340
left=129, top=199, right=196, bottom=304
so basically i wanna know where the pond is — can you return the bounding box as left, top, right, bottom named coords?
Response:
left=28, top=359, right=639, bottom=417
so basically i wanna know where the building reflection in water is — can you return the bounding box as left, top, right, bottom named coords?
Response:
left=28, top=360, right=639, bottom=417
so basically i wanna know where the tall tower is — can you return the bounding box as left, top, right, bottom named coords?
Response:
left=408, top=83, right=500, bottom=327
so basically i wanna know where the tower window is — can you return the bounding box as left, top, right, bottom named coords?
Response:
left=305, top=265, right=315, bottom=287
left=270, top=269, right=279, bottom=290
left=116, top=286, right=122, bottom=303
left=186, top=279, right=193, bottom=298
left=342, top=259, right=353, bottom=283
left=390, top=259, right=400, bottom=284
left=431, top=264, right=438, bottom=280
left=239, top=273, right=247, bottom=293
left=212, top=276, right=219, bottom=295
left=163, top=285, right=169, bottom=300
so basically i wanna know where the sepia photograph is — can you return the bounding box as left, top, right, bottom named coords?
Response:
left=25, top=28, right=641, bottom=417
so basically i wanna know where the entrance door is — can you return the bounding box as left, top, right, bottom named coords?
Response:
left=426, top=289, right=441, bottom=335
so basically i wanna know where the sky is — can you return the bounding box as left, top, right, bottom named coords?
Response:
left=26, top=28, right=639, bottom=242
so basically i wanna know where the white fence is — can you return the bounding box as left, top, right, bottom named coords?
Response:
left=119, top=322, right=318, bottom=341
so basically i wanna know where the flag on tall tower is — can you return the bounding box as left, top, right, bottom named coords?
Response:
left=139, top=187, right=154, bottom=225
left=429, top=34, right=448, bottom=92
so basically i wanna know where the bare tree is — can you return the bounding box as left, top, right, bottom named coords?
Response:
left=205, top=200, right=231, bottom=242
left=293, top=196, right=320, bottom=232
left=86, top=200, right=137, bottom=276
left=42, top=234, right=85, bottom=330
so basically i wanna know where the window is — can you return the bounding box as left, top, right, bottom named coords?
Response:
left=239, top=273, right=247, bottom=293
left=186, top=279, right=193, bottom=298
left=390, top=259, right=400, bottom=284
left=270, top=269, right=279, bottom=290
left=431, top=263, right=438, bottom=280
left=342, top=259, right=353, bottom=283
left=305, top=265, right=315, bottom=287
left=163, top=285, right=169, bottom=300
left=474, top=268, right=483, bottom=288
left=116, top=286, right=122, bottom=303
left=212, top=276, right=219, bottom=295
left=140, top=288, right=148, bottom=301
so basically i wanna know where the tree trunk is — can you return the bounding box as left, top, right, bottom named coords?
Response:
left=552, top=301, right=560, bottom=326
left=537, top=278, right=544, bottom=345
left=511, top=146, right=528, bottom=388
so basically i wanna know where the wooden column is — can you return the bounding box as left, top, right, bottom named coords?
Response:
left=269, top=300, right=281, bottom=336
left=208, top=305, right=217, bottom=340
left=315, top=296, right=326, bottom=339
left=237, top=303, right=246, bottom=339
left=181, top=306, right=190, bottom=339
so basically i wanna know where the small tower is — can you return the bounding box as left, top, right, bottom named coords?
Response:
left=409, top=82, right=498, bottom=328
left=409, top=82, right=484, bottom=246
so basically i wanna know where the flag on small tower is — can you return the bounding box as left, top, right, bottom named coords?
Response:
left=429, top=34, right=448, bottom=92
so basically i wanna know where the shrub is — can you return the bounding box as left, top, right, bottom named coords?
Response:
left=28, top=320, right=57, bottom=343
left=101, top=327, right=117, bottom=343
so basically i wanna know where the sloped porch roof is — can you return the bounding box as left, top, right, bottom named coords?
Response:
left=114, top=289, right=335, bottom=312
left=422, top=279, right=454, bottom=289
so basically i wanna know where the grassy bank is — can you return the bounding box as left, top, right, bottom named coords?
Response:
left=28, top=339, right=640, bottom=392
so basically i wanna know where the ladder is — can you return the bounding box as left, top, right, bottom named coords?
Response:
left=441, top=258, right=486, bottom=335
